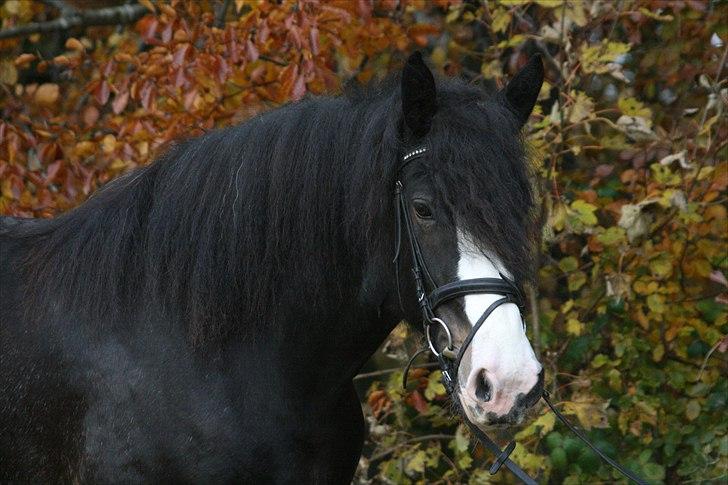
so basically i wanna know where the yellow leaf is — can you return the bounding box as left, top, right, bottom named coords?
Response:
left=491, top=8, right=511, bottom=33
left=563, top=397, right=610, bottom=430
left=638, top=7, right=674, bottom=21
left=568, top=90, right=595, bottom=123
left=101, top=134, right=117, bottom=154
left=0, top=60, right=18, bottom=85
left=74, top=141, right=96, bottom=157
left=534, top=0, right=563, bottom=7
left=566, top=318, right=583, bottom=336
left=652, top=343, right=664, bottom=362
left=693, top=259, right=712, bottom=278
left=647, top=294, right=665, bottom=313
left=549, top=202, right=567, bottom=231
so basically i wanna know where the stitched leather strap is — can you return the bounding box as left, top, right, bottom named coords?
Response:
left=429, top=278, right=520, bottom=308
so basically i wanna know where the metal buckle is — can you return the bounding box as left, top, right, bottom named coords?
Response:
left=425, top=317, right=453, bottom=357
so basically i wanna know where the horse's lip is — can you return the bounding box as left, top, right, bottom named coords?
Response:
left=457, top=392, right=532, bottom=427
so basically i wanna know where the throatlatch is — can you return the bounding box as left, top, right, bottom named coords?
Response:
left=395, top=145, right=648, bottom=485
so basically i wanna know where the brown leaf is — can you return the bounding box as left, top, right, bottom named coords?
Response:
left=172, top=44, right=189, bottom=68
left=309, top=27, right=320, bottom=56
left=94, top=80, right=110, bottom=105
left=46, top=160, right=62, bottom=183
left=82, top=105, right=99, bottom=127
left=291, top=74, right=306, bottom=101
left=245, top=40, right=259, bottom=62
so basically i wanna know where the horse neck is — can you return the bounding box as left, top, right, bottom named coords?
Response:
left=234, top=244, right=401, bottom=401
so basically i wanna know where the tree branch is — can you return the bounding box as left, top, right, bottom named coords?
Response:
left=214, top=0, right=233, bottom=28
left=369, top=434, right=455, bottom=462
left=353, top=362, right=438, bottom=381
left=0, top=4, right=150, bottom=40
left=41, top=0, right=78, bottom=16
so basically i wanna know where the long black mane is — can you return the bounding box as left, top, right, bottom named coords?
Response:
left=4, top=75, right=535, bottom=346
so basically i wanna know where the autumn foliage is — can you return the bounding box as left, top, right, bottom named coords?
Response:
left=1, top=1, right=726, bottom=483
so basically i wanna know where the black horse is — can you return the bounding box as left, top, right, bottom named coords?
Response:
left=1, top=53, right=544, bottom=482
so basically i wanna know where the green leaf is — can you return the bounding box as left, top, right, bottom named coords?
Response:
left=618, top=97, right=652, bottom=118
left=424, top=371, right=446, bottom=400
left=597, top=226, right=626, bottom=246
left=685, top=400, right=701, bottom=421
left=568, top=271, right=587, bottom=291
left=649, top=255, right=673, bottom=279
left=591, top=353, right=610, bottom=368
left=405, top=449, right=427, bottom=475
left=568, top=90, right=595, bottom=123
left=559, top=256, right=579, bottom=272
left=571, top=199, right=599, bottom=226
left=449, top=425, right=469, bottom=454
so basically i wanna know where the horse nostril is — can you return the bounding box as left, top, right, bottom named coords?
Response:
left=475, top=370, right=492, bottom=402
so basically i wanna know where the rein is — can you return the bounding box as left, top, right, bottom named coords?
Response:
left=394, top=146, right=648, bottom=485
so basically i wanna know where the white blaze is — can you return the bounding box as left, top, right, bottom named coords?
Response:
left=456, top=229, right=541, bottom=419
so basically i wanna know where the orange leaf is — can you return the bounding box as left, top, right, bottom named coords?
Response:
left=65, top=38, right=84, bottom=52
left=34, top=83, right=59, bottom=106
left=14, top=53, right=36, bottom=67
left=406, top=390, right=428, bottom=414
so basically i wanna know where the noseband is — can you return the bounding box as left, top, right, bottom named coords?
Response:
left=394, top=145, right=647, bottom=485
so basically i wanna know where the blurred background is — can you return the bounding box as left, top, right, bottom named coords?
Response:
left=1, top=1, right=726, bottom=483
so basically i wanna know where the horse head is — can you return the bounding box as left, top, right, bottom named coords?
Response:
left=395, top=52, right=544, bottom=428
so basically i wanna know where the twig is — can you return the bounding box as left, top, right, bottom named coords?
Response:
left=697, top=336, right=727, bottom=380
left=214, top=0, right=233, bottom=28
left=0, top=4, right=149, bottom=40
left=666, top=352, right=702, bottom=369
left=353, top=362, right=438, bottom=381
left=40, top=0, right=77, bottom=16
left=685, top=42, right=728, bottom=197
left=527, top=285, right=541, bottom=359
left=259, top=54, right=288, bottom=67
left=369, top=434, right=455, bottom=462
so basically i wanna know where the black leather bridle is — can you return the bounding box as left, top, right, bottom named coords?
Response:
left=394, top=145, right=648, bottom=485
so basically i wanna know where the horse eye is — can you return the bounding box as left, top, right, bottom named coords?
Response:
left=412, top=200, right=433, bottom=219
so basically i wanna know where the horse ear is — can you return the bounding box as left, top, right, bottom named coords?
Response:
left=500, top=54, right=544, bottom=127
left=401, top=51, right=437, bottom=138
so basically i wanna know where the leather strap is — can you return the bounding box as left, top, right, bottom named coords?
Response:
left=542, top=391, right=648, bottom=485
left=429, top=278, right=521, bottom=309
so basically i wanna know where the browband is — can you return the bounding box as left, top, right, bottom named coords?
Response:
left=428, top=277, right=523, bottom=310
